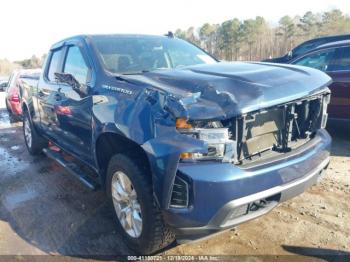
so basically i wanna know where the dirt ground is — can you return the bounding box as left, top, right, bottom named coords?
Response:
left=0, top=91, right=349, bottom=260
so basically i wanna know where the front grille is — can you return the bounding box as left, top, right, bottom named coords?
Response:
left=169, top=176, right=189, bottom=208
left=222, top=92, right=330, bottom=164
left=222, top=194, right=280, bottom=227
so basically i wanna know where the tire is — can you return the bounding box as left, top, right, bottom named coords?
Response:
left=106, top=154, right=175, bottom=254
left=23, top=110, right=47, bottom=155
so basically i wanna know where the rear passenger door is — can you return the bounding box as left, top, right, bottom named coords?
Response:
left=51, top=44, right=94, bottom=163
left=327, top=46, right=350, bottom=120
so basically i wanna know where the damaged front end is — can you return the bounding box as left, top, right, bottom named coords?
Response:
left=177, top=91, right=331, bottom=166
left=159, top=90, right=331, bottom=231
left=135, top=63, right=332, bottom=235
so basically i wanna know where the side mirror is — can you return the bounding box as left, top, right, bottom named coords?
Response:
left=54, top=72, right=80, bottom=89
left=287, top=50, right=293, bottom=58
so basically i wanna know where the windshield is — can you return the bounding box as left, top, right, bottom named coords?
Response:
left=90, top=35, right=217, bottom=74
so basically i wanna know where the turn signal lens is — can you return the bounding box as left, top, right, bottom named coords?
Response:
left=176, top=118, right=192, bottom=129
left=180, top=152, right=193, bottom=159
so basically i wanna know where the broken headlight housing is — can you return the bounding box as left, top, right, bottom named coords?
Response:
left=176, top=118, right=232, bottom=161
left=321, top=93, right=331, bottom=129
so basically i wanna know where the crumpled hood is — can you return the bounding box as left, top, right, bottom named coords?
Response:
left=132, top=62, right=332, bottom=120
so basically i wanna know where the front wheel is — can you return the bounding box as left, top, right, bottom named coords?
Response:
left=106, top=154, right=175, bottom=254
left=23, top=111, right=47, bottom=155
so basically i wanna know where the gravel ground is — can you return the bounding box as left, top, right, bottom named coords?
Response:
left=0, top=91, right=349, bottom=260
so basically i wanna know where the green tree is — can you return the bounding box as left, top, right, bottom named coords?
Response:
left=15, top=55, right=42, bottom=69
left=277, top=15, right=297, bottom=53
left=0, top=59, right=21, bottom=76
left=173, top=9, right=350, bottom=61
left=241, top=19, right=258, bottom=60
left=199, top=23, right=217, bottom=55
left=174, top=29, right=187, bottom=40
left=321, top=9, right=350, bottom=34
left=299, top=11, right=322, bottom=38
left=217, top=18, right=241, bottom=60
left=186, top=27, right=200, bottom=45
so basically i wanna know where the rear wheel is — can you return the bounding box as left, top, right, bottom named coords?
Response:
left=106, top=154, right=175, bottom=254
left=23, top=111, right=47, bottom=155
left=5, top=99, right=12, bottom=115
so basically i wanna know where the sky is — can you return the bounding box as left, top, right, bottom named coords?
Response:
left=0, top=0, right=349, bottom=61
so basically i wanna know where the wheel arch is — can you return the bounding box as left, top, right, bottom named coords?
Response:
left=21, top=100, right=36, bottom=121
left=95, top=132, right=153, bottom=189
left=21, top=101, right=29, bottom=114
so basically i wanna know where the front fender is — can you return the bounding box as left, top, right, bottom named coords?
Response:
left=91, top=88, right=209, bottom=206
left=142, top=133, right=206, bottom=208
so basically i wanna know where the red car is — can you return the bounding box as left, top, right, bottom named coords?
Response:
left=5, top=70, right=22, bottom=116
left=290, top=40, right=350, bottom=120
left=5, top=69, right=41, bottom=118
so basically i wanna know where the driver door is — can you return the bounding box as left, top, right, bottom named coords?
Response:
left=51, top=44, right=94, bottom=163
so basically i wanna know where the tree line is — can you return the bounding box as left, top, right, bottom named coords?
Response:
left=175, top=9, right=350, bottom=61
left=1, top=9, right=349, bottom=76
left=0, top=54, right=46, bottom=77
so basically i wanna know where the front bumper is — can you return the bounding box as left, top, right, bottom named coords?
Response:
left=161, top=129, right=331, bottom=241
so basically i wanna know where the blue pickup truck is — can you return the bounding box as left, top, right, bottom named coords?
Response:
left=20, top=34, right=332, bottom=254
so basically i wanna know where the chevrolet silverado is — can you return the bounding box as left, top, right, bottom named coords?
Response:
left=20, top=34, right=332, bottom=254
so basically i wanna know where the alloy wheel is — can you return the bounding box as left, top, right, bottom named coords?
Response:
left=111, top=171, right=143, bottom=238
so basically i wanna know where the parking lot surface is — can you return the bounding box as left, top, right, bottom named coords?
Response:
left=0, top=91, right=349, bottom=259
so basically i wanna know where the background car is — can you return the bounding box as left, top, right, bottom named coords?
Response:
left=5, top=69, right=41, bottom=118
left=5, top=70, right=21, bottom=116
left=0, top=80, right=7, bottom=91
left=265, top=34, right=350, bottom=63
left=290, top=40, right=350, bottom=120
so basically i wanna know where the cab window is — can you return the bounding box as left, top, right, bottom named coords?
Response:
left=63, top=46, right=89, bottom=85
left=47, top=49, right=63, bottom=82
left=294, top=49, right=335, bottom=71
left=328, top=46, right=350, bottom=71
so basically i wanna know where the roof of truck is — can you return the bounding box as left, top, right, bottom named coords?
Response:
left=50, top=34, right=171, bottom=50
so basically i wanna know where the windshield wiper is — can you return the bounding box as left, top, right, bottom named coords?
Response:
left=122, top=70, right=150, bottom=75
left=113, top=71, right=150, bottom=82
left=114, top=74, right=130, bottom=82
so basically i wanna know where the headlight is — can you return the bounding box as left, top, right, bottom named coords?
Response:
left=176, top=118, right=232, bottom=161
left=321, top=94, right=330, bottom=129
